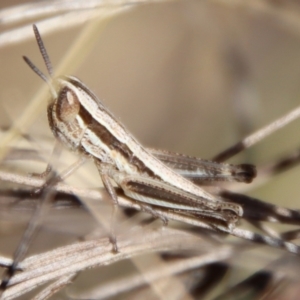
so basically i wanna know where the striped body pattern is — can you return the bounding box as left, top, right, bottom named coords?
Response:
left=47, top=76, right=252, bottom=219
left=23, top=24, right=256, bottom=231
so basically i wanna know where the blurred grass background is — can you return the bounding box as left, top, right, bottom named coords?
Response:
left=1, top=0, right=300, bottom=298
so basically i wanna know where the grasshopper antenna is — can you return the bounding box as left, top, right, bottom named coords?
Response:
left=32, top=24, right=53, bottom=76
left=23, top=24, right=57, bottom=98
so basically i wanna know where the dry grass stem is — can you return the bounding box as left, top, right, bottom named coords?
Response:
left=2, top=0, right=300, bottom=299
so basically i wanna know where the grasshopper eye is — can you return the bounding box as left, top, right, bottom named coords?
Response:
left=56, top=87, right=80, bottom=122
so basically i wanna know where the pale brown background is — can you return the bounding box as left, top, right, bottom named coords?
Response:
left=1, top=1, right=300, bottom=298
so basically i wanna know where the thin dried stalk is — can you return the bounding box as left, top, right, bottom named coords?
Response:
left=1, top=0, right=300, bottom=299
left=3, top=228, right=228, bottom=299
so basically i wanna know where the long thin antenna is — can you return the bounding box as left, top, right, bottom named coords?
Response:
left=23, top=25, right=57, bottom=99
left=32, top=24, right=54, bottom=77
left=23, top=56, right=57, bottom=98
left=23, top=56, right=49, bottom=83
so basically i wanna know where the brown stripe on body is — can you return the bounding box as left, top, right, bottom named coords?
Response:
left=77, top=95, right=160, bottom=179
left=126, top=181, right=208, bottom=209
left=67, top=76, right=125, bottom=128
left=47, top=102, right=56, bottom=137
